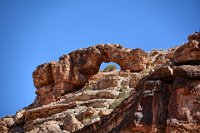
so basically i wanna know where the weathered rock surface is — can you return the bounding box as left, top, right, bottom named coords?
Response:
left=2, top=70, right=141, bottom=133
left=32, top=44, right=148, bottom=106
left=1, top=32, right=200, bottom=133
left=174, top=32, right=200, bottom=65
left=33, top=44, right=148, bottom=88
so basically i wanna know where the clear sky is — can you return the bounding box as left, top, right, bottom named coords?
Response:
left=0, top=0, right=199, bottom=117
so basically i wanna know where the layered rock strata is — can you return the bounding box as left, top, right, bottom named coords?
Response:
left=75, top=32, right=200, bottom=133
left=33, top=44, right=149, bottom=106
left=0, top=32, right=199, bottom=133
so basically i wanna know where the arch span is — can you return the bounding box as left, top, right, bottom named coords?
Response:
left=32, top=44, right=148, bottom=105
left=33, top=44, right=148, bottom=88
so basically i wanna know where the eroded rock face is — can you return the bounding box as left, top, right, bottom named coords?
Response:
left=6, top=70, right=141, bottom=133
left=1, top=32, right=200, bottom=133
left=73, top=32, right=200, bottom=133
left=33, top=44, right=148, bottom=88
left=76, top=66, right=200, bottom=133
left=174, top=32, right=200, bottom=65
left=33, top=44, right=148, bottom=106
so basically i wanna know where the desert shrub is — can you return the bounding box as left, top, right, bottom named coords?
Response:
left=103, top=64, right=116, bottom=72
left=118, top=91, right=130, bottom=99
left=109, top=98, right=124, bottom=109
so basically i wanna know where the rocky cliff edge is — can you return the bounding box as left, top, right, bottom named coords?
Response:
left=0, top=32, right=200, bottom=133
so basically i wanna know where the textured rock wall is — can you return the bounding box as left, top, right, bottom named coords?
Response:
left=33, top=44, right=148, bottom=88
left=0, top=32, right=200, bottom=133
left=33, top=44, right=149, bottom=106
left=74, top=32, right=200, bottom=133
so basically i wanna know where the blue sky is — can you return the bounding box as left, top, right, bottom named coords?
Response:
left=0, top=0, right=199, bottom=117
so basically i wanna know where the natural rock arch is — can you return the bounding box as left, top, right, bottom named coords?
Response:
left=33, top=44, right=148, bottom=89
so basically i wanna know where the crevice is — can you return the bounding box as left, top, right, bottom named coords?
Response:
left=156, top=82, right=171, bottom=133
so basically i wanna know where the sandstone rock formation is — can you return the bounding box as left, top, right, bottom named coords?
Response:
left=174, top=32, right=200, bottom=65
left=0, top=32, right=200, bottom=133
left=33, top=44, right=149, bottom=106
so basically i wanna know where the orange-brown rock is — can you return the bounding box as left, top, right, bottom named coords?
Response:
left=1, top=32, right=200, bottom=133
left=174, top=33, right=200, bottom=65
left=33, top=44, right=148, bottom=88
left=75, top=64, right=200, bottom=133
left=33, top=44, right=148, bottom=106
left=188, top=32, right=200, bottom=42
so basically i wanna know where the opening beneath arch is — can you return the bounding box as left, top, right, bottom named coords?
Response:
left=99, top=62, right=121, bottom=72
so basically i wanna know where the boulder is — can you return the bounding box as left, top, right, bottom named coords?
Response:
left=174, top=40, right=200, bottom=65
